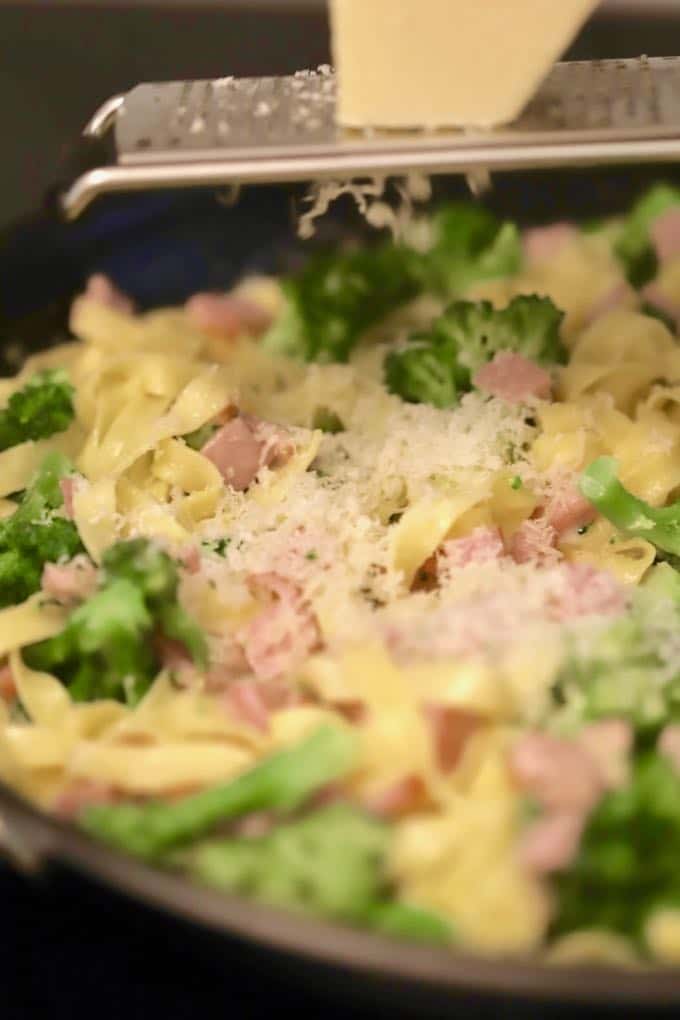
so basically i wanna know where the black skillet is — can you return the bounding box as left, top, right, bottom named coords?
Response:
left=2, top=155, right=680, bottom=1016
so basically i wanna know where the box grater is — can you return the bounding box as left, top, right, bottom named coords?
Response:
left=60, top=58, right=680, bottom=219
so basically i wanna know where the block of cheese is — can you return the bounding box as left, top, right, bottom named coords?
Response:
left=330, top=0, right=601, bottom=129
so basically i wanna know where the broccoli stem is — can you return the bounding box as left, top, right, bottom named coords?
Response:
left=580, top=457, right=680, bottom=556
left=80, top=725, right=357, bottom=858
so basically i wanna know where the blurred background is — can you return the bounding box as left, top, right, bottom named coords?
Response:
left=1, top=0, right=680, bottom=222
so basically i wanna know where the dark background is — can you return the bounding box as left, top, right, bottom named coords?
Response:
left=3, top=3, right=680, bottom=1018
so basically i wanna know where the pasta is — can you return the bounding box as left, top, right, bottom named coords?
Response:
left=2, top=190, right=680, bottom=965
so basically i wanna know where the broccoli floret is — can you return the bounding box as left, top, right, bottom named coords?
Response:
left=552, top=611, right=680, bottom=737
left=614, top=184, right=680, bottom=288
left=384, top=338, right=463, bottom=409
left=0, top=452, right=82, bottom=608
left=385, top=295, right=565, bottom=408
left=580, top=457, right=680, bottom=557
left=420, top=202, right=522, bottom=297
left=0, top=369, right=75, bottom=452
left=262, top=245, right=421, bottom=363
left=552, top=751, right=680, bottom=943
left=24, top=538, right=207, bottom=704
left=186, top=803, right=389, bottom=919
left=80, top=726, right=358, bottom=856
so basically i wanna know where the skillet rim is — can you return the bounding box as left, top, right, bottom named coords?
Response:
left=1, top=778, right=680, bottom=1006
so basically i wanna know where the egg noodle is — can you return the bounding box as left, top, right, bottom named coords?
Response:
left=3, top=193, right=680, bottom=963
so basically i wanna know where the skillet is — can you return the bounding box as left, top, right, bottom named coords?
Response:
left=2, top=164, right=680, bottom=1014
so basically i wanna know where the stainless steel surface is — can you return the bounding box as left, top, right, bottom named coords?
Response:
left=61, top=57, right=680, bottom=218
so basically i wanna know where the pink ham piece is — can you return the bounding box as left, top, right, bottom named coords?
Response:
left=365, top=774, right=430, bottom=819
left=223, top=678, right=305, bottom=732
left=518, top=811, right=585, bottom=875
left=509, top=518, right=559, bottom=566
left=59, top=477, right=77, bottom=520
left=156, top=635, right=194, bottom=677
left=177, top=545, right=201, bottom=575
left=0, top=663, right=16, bottom=703
left=185, top=293, right=272, bottom=339
left=201, top=415, right=293, bottom=491
left=238, top=573, right=319, bottom=681
left=523, top=223, right=578, bottom=265
left=424, top=704, right=485, bottom=773
left=549, top=563, right=627, bottom=623
left=84, top=274, right=135, bottom=315
left=651, top=207, right=680, bottom=264
left=578, top=719, right=632, bottom=791
left=41, top=556, right=98, bottom=606
left=473, top=352, right=552, bottom=404
left=54, top=780, right=119, bottom=819
left=658, top=724, right=680, bottom=775
left=509, top=732, right=606, bottom=814
left=544, top=476, right=597, bottom=536
left=440, top=526, right=505, bottom=570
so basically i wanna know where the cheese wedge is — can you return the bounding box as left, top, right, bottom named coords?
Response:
left=330, top=0, right=601, bottom=129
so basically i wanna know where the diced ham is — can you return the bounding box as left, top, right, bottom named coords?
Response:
left=41, top=556, right=98, bottom=606
left=543, top=476, right=597, bottom=536
left=423, top=704, right=485, bottom=773
left=509, top=732, right=606, bottom=814
left=549, top=563, right=627, bottom=623
left=155, top=635, right=195, bottom=684
left=577, top=719, right=632, bottom=791
left=0, top=663, right=16, bottom=703
left=473, top=352, right=552, bottom=404
left=223, top=678, right=305, bottom=732
left=185, top=293, right=272, bottom=339
left=201, top=414, right=293, bottom=491
left=238, top=573, right=320, bottom=680
left=365, top=774, right=431, bottom=819
left=84, top=274, right=135, bottom=316
left=53, top=779, right=119, bottom=819
left=585, top=282, right=636, bottom=327
left=658, top=724, right=680, bottom=775
left=519, top=811, right=585, bottom=875
left=641, top=281, right=680, bottom=329
left=651, top=207, right=680, bottom=264
left=59, top=476, right=79, bottom=520
left=441, top=526, right=505, bottom=570
left=509, top=518, right=559, bottom=566
left=523, top=223, right=578, bottom=265
left=177, top=545, right=201, bottom=575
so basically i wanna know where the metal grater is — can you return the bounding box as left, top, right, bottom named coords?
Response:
left=61, top=57, right=680, bottom=219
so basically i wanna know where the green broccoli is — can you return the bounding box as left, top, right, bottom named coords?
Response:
left=419, top=202, right=522, bottom=298
left=0, top=452, right=83, bottom=608
left=80, top=725, right=358, bottom=857
left=552, top=608, right=680, bottom=737
left=0, top=369, right=75, bottom=452
left=186, top=803, right=389, bottom=918
left=183, top=802, right=452, bottom=942
left=580, top=457, right=680, bottom=557
left=24, top=538, right=207, bottom=705
left=385, top=295, right=565, bottom=408
left=552, top=751, right=680, bottom=944
left=262, top=245, right=421, bottom=363
left=614, top=184, right=680, bottom=288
